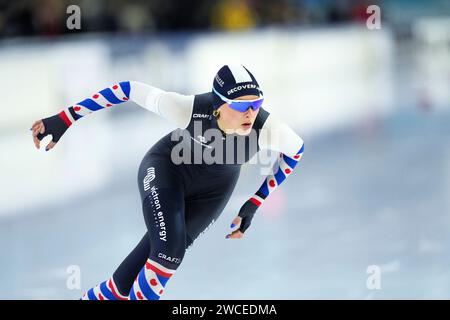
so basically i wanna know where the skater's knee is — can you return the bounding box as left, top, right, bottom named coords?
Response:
left=150, top=245, right=185, bottom=270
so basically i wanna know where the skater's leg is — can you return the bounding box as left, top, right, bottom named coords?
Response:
left=81, top=277, right=128, bottom=300
left=129, top=184, right=186, bottom=300
left=112, top=232, right=150, bottom=295
left=129, top=154, right=187, bottom=300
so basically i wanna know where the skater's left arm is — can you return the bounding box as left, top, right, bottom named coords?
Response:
left=226, top=114, right=304, bottom=239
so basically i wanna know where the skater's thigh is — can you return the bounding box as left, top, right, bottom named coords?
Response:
left=138, top=154, right=187, bottom=267
left=137, top=154, right=183, bottom=201
left=184, top=194, right=231, bottom=244
left=184, top=173, right=239, bottom=244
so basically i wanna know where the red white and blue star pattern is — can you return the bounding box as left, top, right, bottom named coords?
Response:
left=128, top=258, right=175, bottom=300
left=81, top=277, right=128, bottom=300
left=80, top=259, right=175, bottom=300
left=250, top=143, right=304, bottom=207
left=58, top=81, right=131, bottom=127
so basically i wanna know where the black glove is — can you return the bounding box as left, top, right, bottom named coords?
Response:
left=37, top=113, right=70, bottom=143
left=238, top=200, right=259, bottom=233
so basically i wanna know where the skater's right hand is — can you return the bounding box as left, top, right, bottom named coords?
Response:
left=31, top=113, right=70, bottom=151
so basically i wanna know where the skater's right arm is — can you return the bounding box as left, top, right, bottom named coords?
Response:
left=30, top=81, right=194, bottom=151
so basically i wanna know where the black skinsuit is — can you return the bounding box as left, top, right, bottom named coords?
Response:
left=113, top=92, right=270, bottom=295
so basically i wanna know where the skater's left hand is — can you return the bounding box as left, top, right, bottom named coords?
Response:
left=225, top=200, right=259, bottom=239
left=226, top=216, right=244, bottom=239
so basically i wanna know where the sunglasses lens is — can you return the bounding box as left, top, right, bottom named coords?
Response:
left=252, top=99, right=264, bottom=110
left=230, top=103, right=249, bottom=112
left=229, top=98, right=264, bottom=112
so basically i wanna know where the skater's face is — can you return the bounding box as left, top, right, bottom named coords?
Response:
left=217, top=95, right=260, bottom=136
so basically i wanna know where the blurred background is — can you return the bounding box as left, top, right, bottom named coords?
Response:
left=0, top=0, right=450, bottom=299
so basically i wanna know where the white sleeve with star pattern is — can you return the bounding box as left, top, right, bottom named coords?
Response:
left=129, top=81, right=194, bottom=129
left=251, top=114, right=305, bottom=206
